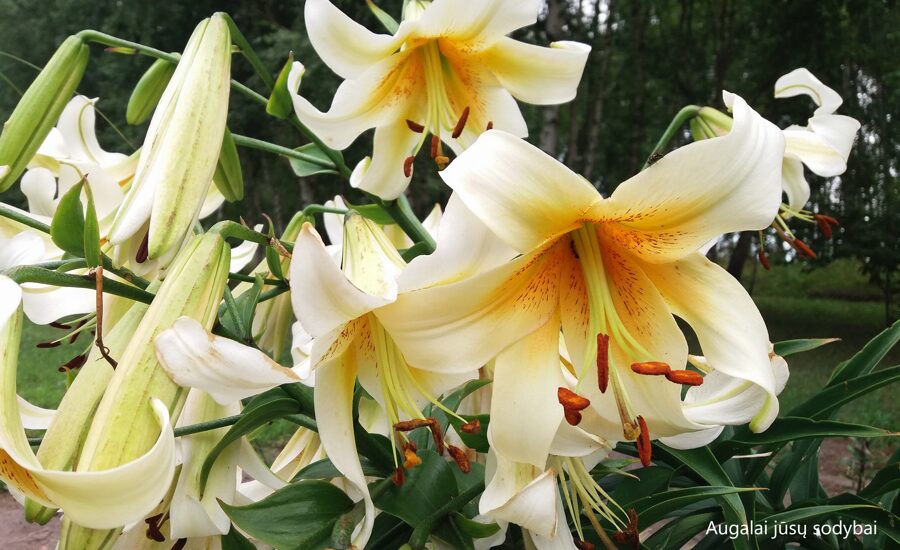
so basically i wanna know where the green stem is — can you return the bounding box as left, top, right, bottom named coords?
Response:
left=220, top=13, right=275, bottom=91
left=0, top=203, right=50, bottom=233
left=232, top=134, right=335, bottom=170
left=174, top=414, right=242, bottom=437
left=372, top=194, right=436, bottom=258
left=641, top=105, right=701, bottom=170
left=210, top=220, right=293, bottom=253
left=285, top=413, right=319, bottom=432
left=76, top=30, right=177, bottom=62
left=227, top=272, right=287, bottom=287
left=302, top=205, right=348, bottom=216
left=4, top=266, right=154, bottom=304
left=280, top=382, right=315, bottom=413
left=258, top=285, right=290, bottom=303
left=408, top=480, right=486, bottom=549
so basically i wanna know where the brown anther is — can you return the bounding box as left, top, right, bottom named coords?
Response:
left=564, top=409, right=583, bottom=426
left=135, top=232, right=150, bottom=264
left=405, top=119, right=425, bottom=133
left=430, top=135, right=440, bottom=158
left=792, top=238, right=818, bottom=259
left=636, top=415, right=651, bottom=467
left=460, top=418, right=481, bottom=434
left=630, top=361, right=671, bottom=376
left=447, top=444, right=471, bottom=473
left=391, top=466, right=405, bottom=486
left=451, top=106, right=470, bottom=139
left=144, top=513, right=167, bottom=542
left=665, top=369, right=704, bottom=386
left=171, top=539, right=188, bottom=550
left=574, top=540, right=595, bottom=550
left=393, top=418, right=433, bottom=432
left=403, top=155, right=415, bottom=178
left=36, top=341, right=61, bottom=349
left=486, top=120, right=494, bottom=130
left=758, top=247, right=771, bottom=270
left=557, top=387, right=590, bottom=411
left=435, top=155, right=450, bottom=170
left=58, top=353, right=88, bottom=373
left=430, top=423, right=445, bottom=455
left=814, top=214, right=838, bottom=239
left=49, top=321, right=71, bottom=330
left=596, top=333, right=610, bottom=393
left=402, top=442, right=422, bottom=469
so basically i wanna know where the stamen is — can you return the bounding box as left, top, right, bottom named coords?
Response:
left=486, top=121, right=493, bottom=130
left=564, top=409, right=583, bottom=426
left=636, top=416, right=651, bottom=467
left=430, top=135, right=440, bottom=158
left=403, top=155, right=415, bottom=178
left=460, top=418, right=481, bottom=434
left=36, top=341, right=61, bottom=349
left=49, top=321, right=71, bottom=330
left=758, top=247, right=771, bottom=270
left=447, top=445, right=470, bottom=473
left=665, top=369, right=704, bottom=386
left=630, top=361, right=670, bottom=376
left=393, top=419, right=433, bottom=432
left=558, top=387, right=591, bottom=410
left=435, top=155, right=450, bottom=170
left=596, top=333, right=610, bottom=393
left=135, top=232, right=150, bottom=264
left=405, top=119, right=425, bottom=133
left=451, top=106, right=470, bottom=139
left=613, top=509, right=640, bottom=549
left=58, top=353, right=88, bottom=373
left=814, top=214, right=839, bottom=239
left=430, top=421, right=445, bottom=455
left=574, top=540, right=595, bottom=550
left=144, top=513, right=167, bottom=542
left=391, top=467, right=405, bottom=486
left=402, top=442, right=421, bottom=469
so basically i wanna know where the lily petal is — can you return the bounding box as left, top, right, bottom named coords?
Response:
left=781, top=157, right=809, bottom=211
left=480, top=451, right=558, bottom=538
left=807, top=114, right=860, bottom=163
left=783, top=128, right=846, bottom=177
left=21, top=283, right=96, bottom=325
left=18, top=396, right=55, bottom=430
left=20, top=168, right=58, bottom=218
left=774, top=68, right=843, bottom=116
left=349, top=120, right=417, bottom=199
left=417, top=0, right=541, bottom=44
left=480, top=38, right=590, bottom=105
left=56, top=96, right=129, bottom=168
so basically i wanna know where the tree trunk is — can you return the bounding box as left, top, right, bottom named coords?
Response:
left=538, top=0, right=564, bottom=155
left=726, top=231, right=753, bottom=281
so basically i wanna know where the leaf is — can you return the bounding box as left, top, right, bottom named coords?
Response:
left=264, top=219, right=285, bottom=280
left=221, top=525, right=257, bottom=550
left=761, top=504, right=877, bottom=525
left=289, top=143, right=339, bottom=177
left=860, top=454, right=900, bottom=500
left=628, top=486, right=759, bottom=528
left=266, top=52, right=295, bottom=120
left=217, top=275, right=265, bottom=342
left=826, top=492, right=900, bottom=544
left=441, top=379, right=492, bottom=412
left=366, top=0, right=400, bottom=33
left=293, top=457, right=385, bottom=481
left=643, top=511, right=719, bottom=550
left=214, top=127, right=244, bottom=202
left=372, top=450, right=458, bottom=525
left=49, top=180, right=85, bottom=256
left=788, top=365, right=900, bottom=419
left=452, top=512, right=501, bottom=539
left=81, top=181, right=100, bottom=268
left=447, top=414, right=490, bottom=453
left=773, top=337, right=839, bottom=356
left=611, top=464, right=674, bottom=507
left=827, top=319, right=900, bottom=386
left=724, top=417, right=896, bottom=447
left=345, top=202, right=396, bottom=226
left=222, top=480, right=354, bottom=550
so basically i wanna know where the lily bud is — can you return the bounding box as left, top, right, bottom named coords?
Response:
left=125, top=58, right=176, bottom=125
left=0, top=35, right=89, bottom=192
left=59, top=233, right=230, bottom=548
left=108, top=14, right=231, bottom=262
left=692, top=106, right=734, bottom=140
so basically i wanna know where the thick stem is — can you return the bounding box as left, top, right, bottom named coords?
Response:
left=372, top=194, right=436, bottom=258
left=641, top=105, right=701, bottom=170
left=173, top=414, right=242, bottom=437
left=4, top=265, right=154, bottom=304
left=232, top=134, right=335, bottom=170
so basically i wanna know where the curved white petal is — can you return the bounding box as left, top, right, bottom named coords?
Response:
left=774, top=68, right=843, bottom=115
left=305, top=0, right=410, bottom=80
left=350, top=120, right=417, bottom=199
left=441, top=130, right=601, bottom=253
left=781, top=157, right=809, bottom=211
left=228, top=224, right=262, bottom=273
left=18, top=396, right=55, bottom=430
left=807, top=114, right=860, bottom=163
left=399, top=193, right=517, bottom=291
left=417, top=0, right=541, bottom=44
left=525, top=493, right=577, bottom=549
left=480, top=39, right=590, bottom=105
left=480, top=451, right=558, bottom=538
left=20, top=168, right=59, bottom=218
left=596, top=92, right=784, bottom=263
left=323, top=195, right=348, bottom=246
left=56, top=96, right=129, bottom=168
left=0, top=231, right=50, bottom=270
left=198, top=185, right=226, bottom=220
left=21, top=283, right=96, bottom=325
left=783, top=128, right=846, bottom=177
left=155, top=317, right=300, bottom=405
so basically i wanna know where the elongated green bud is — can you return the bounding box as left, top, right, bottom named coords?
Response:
left=213, top=127, right=244, bottom=202
left=59, top=233, right=229, bottom=549
left=125, top=58, right=176, bottom=125
left=0, top=35, right=89, bottom=192
left=25, top=295, right=153, bottom=524
left=108, top=14, right=232, bottom=262
left=692, top=106, right=734, bottom=140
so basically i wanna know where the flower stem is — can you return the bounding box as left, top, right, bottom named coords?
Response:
left=407, top=480, right=486, bottom=549
left=232, top=133, right=336, bottom=170
left=4, top=265, right=154, bottom=304
left=641, top=105, right=701, bottom=170
left=370, top=194, right=436, bottom=258
left=219, top=13, right=275, bottom=91
left=76, top=30, right=177, bottom=62
left=173, top=414, right=242, bottom=437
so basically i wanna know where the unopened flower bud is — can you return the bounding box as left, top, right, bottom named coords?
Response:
left=126, top=58, right=177, bottom=125
left=692, top=106, right=734, bottom=140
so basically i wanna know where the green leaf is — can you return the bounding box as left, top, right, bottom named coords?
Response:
left=366, top=0, right=400, bottom=33
left=643, top=511, right=719, bottom=550
left=788, top=365, right=900, bottom=419
left=289, top=143, right=339, bottom=177
left=49, top=180, right=85, bottom=256
left=724, top=417, right=896, bottom=447
left=345, top=202, right=396, bottom=226
left=761, top=504, right=877, bottom=525
left=447, top=414, right=490, bottom=453
left=611, top=464, right=674, bottom=507
left=218, top=275, right=265, bottom=342
left=773, top=337, right=839, bottom=356
left=827, top=319, right=900, bottom=386
left=441, top=379, right=492, bottom=412
left=214, top=127, right=244, bottom=202
left=294, top=457, right=385, bottom=481
left=452, top=512, right=501, bottom=539
left=860, top=454, right=900, bottom=500
left=264, top=220, right=285, bottom=280
left=372, top=450, right=458, bottom=525
left=81, top=182, right=100, bottom=268
left=222, top=480, right=354, bottom=550
left=826, top=493, right=900, bottom=544
left=266, top=52, right=295, bottom=120
left=221, top=525, right=257, bottom=550
left=629, top=486, right=759, bottom=528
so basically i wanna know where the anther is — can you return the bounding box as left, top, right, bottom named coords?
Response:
left=58, top=353, right=88, bottom=373
left=430, top=135, right=440, bottom=159
left=574, top=540, right=595, bottom=550
left=135, top=232, right=150, bottom=264
left=460, top=418, right=481, bottom=434
left=447, top=445, right=471, bottom=473
left=402, top=442, right=422, bottom=469
left=597, top=333, right=610, bottom=393
left=564, top=409, right=583, bottom=426
left=435, top=155, right=450, bottom=170
left=558, top=387, right=590, bottom=411
left=144, top=513, right=167, bottom=542
left=791, top=238, right=817, bottom=259
left=406, top=119, right=425, bottom=133
left=393, top=418, right=433, bottom=432
left=36, top=341, right=61, bottom=349
left=403, top=155, right=415, bottom=178
left=814, top=214, right=839, bottom=239
left=665, top=369, right=704, bottom=386
left=630, top=361, right=670, bottom=376
left=430, top=422, right=445, bottom=455
left=391, top=466, right=405, bottom=486
left=451, top=106, right=470, bottom=139
left=485, top=121, right=493, bottom=131
left=758, top=247, right=771, bottom=270
left=49, top=321, right=71, bottom=330
left=636, top=415, right=651, bottom=467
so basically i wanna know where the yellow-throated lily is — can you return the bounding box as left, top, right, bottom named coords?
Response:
left=378, top=93, right=786, bottom=469
left=290, top=0, right=590, bottom=199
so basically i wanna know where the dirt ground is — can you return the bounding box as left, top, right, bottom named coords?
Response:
left=0, top=438, right=888, bottom=548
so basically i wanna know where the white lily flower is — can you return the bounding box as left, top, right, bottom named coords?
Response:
left=290, top=0, right=591, bottom=199
left=773, top=68, right=861, bottom=210
left=0, top=276, right=176, bottom=529
left=378, top=93, right=785, bottom=468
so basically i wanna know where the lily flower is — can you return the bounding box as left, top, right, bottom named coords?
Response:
left=290, top=0, right=590, bottom=199
left=378, top=93, right=786, bottom=467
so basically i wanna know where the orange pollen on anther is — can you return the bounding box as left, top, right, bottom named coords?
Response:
left=485, top=120, right=494, bottom=130
left=630, top=361, right=671, bottom=376
left=758, top=247, right=771, bottom=270
left=430, top=135, right=440, bottom=158
left=597, top=333, right=610, bottom=393
left=792, top=238, right=817, bottom=259
left=451, top=106, right=470, bottom=139
left=403, top=155, right=415, bottom=178
left=564, top=408, right=583, bottom=426
left=406, top=119, right=425, bottom=133
left=393, top=418, right=432, bottom=432
left=447, top=445, right=471, bottom=473
left=558, top=387, right=590, bottom=411
left=435, top=155, right=450, bottom=170
left=665, top=369, right=704, bottom=386
left=636, top=415, right=651, bottom=467
left=402, top=442, right=422, bottom=469
left=460, top=418, right=481, bottom=434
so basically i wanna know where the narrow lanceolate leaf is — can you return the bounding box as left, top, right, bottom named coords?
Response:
left=222, top=480, right=354, bottom=550
left=266, top=52, right=295, bottom=120
left=82, top=183, right=101, bottom=268
left=725, top=417, right=896, bottom=447
left=772, top=337, right=839, bottom=357
left=788, top=365, right=900, bottom=419
left=0, top=35, right=89, bottom=191
left=49, top=180, right=86, bottom=256
left=366, top=0, right=400, bottom=33
left=627, top=486, right=759, bottom=528
left=214, top=127, right=244, bottom=202
left=126, top=58, right=177, bottom=125
left=828, top=319, right=900, bottom=386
